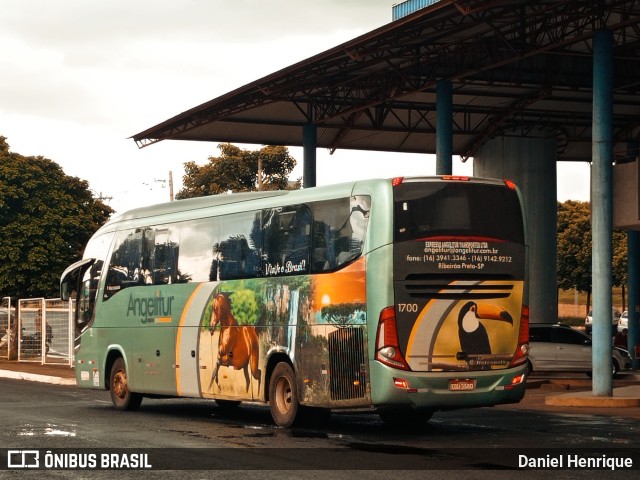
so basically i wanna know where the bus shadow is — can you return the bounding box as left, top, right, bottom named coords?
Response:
left=122, top=397, right=487, bottom=441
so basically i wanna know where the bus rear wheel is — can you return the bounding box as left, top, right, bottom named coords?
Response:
left=109, top=357, right=143, bottom=411
left=269, top=362, right=299, bottom=428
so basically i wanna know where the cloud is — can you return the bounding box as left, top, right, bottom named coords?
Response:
left=1, top=1, right=389, bottom=127
left=0, top=0, right=590, bottom=215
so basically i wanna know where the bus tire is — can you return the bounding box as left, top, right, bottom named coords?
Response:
left=269, top=362, right=299, bottom=428
left=109, top=357, right=143, bottom=411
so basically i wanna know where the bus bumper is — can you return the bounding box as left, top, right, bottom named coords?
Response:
left=369, top=361, right=528, bottom=411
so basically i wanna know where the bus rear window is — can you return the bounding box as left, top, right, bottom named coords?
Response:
left=394, top=182, right=524, bottom=244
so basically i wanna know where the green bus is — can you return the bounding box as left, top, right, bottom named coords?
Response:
left=61, top=176, right=529, bottom=427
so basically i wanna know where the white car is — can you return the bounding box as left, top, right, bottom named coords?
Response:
left=618, top=310, right=628, bottom=332
left=584, top=308, right=620, bottom=335
left=528, top=323, right=630, bottom=376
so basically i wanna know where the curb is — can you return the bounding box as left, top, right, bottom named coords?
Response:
left=544, top=386, right=640, bottom=408
left=0, top=369, right=76, bottom=386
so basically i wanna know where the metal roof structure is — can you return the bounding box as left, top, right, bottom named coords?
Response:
left=132, top=0, right=640, bottom=163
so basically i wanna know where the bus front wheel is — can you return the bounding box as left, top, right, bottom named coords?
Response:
left=269, top=362, right=299, bottom=428
left=109, top=357, right=143, bottom=411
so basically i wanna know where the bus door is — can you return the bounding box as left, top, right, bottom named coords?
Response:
left=133, top=320, right=177, bottom=395
left=106, top=227, right=179, bottom=395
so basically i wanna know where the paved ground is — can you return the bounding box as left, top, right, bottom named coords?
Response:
left=500, top=375, right=640, bottom=420
left=1, top=359, right=640, bottom=416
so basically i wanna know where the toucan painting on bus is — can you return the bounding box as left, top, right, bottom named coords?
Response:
left=457, top=301, right=513, bottom=355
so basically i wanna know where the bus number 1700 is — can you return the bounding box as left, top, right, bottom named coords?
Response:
left=397, top=303, right=419, bottom=313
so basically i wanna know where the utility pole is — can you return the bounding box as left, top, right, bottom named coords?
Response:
left=96, top=192, right=113, bottom=204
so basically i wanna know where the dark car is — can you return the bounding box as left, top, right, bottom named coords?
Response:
left=528, top=323, right=630, bottom=376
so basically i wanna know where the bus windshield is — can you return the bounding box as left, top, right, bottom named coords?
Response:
left=394, top=180, right=524, bottom=244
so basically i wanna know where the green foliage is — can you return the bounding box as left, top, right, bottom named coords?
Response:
left=229, top=289, right=260, bottom=325
left=612, top=228, right=628, bottom=288
left=0, top=137, right=113, bottom=298
left=556, top=200, right=628, bottom=296
left=557, top=200, right=592, bottom=293
left=321, top=303, right=366, bottom=326
left=176, top=143, right=300, bottom=199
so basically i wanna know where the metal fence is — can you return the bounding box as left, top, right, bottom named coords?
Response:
left=0, top=297, right=12, bottom=360
left=17, top=298, right=73, bottom=366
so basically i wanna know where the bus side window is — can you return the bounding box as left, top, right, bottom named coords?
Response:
left=148, top=227, right=180, bottom=285
left=262, top=206, right=311, bottom=276
left=214, top=211, right=262, bottom=280
left=312, top=221, right=330, bottom=271
left=178, top=217, right=218, bottom=283
left=104, top=229, right=143, bottom=300
left=310, top=196, right=370, bottom=272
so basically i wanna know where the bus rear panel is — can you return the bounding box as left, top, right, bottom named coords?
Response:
left=371, top=177, right=528, bottom=412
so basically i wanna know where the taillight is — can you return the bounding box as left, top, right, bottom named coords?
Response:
left=392, top=177, right=404, bottom=187
left=441, top=175, right=470, bottom=181
left=504, top=373, right=526, bottom=390
left=510, top=305, right=529, bottom=366
left=375, top=306, right=411, bottom=371
left=504, top=179, right=517, bottom=190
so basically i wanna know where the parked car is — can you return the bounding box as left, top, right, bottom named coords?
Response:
left=584, top=308, right=620, bottom=335
left=618, top=310, right=628, bottom=332
left=528, top=323, right=630, bottom=377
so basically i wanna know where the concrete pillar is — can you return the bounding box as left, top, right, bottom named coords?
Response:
left=303, top=124, right=317, bottom=188
left=591, top=29, right=614, bottom=396
left=625, top=142, right=640, bottom=369
left=474, top=129, right=558, bottom=325
left=436, top=79, right=453, bottom=175
left=628, top=230, right=639, bottom=369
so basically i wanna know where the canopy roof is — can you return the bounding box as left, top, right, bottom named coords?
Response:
left=132, top=0, right=640, bottom=162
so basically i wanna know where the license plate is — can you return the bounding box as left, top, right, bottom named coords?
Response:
left=448, top=379, right=476, bottom=391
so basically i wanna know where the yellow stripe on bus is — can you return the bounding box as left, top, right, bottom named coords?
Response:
left=175, top=284, right=205, bottom=396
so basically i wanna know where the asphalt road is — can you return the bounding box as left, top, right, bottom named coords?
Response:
left=0, top=377, right=638, bottom=479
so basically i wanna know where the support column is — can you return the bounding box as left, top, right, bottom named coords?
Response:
left=626, top=141, right=640, bottom=369
left=474, top=129, right=557, bottom=326
left=628, top=231, right=640, bottom=369
left=436, top=79, right=453, bottom=175
left=591, top=29, right=614, bottom=396
left=303, top=124, right=317, bottom=188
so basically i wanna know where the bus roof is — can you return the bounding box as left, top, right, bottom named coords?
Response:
left=102, top=176, right=516, bottom=230
left=105, top=180, right=368, bottom=229
left=111, top=189, right=289, bottom=223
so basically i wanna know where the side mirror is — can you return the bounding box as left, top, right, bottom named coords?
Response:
left=60, top=258, right=95, bottom=301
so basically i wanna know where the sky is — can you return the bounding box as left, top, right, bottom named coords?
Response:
left=0, top=0, right=591, bottom=214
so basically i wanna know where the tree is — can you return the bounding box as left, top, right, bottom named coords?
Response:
left=176, top=144, right=300, bottom=199
left=557, top=200, right=628, bottom=313
left=612, top=228, right=629, bottom=308
left=0, top=137, right=113, bottom=298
